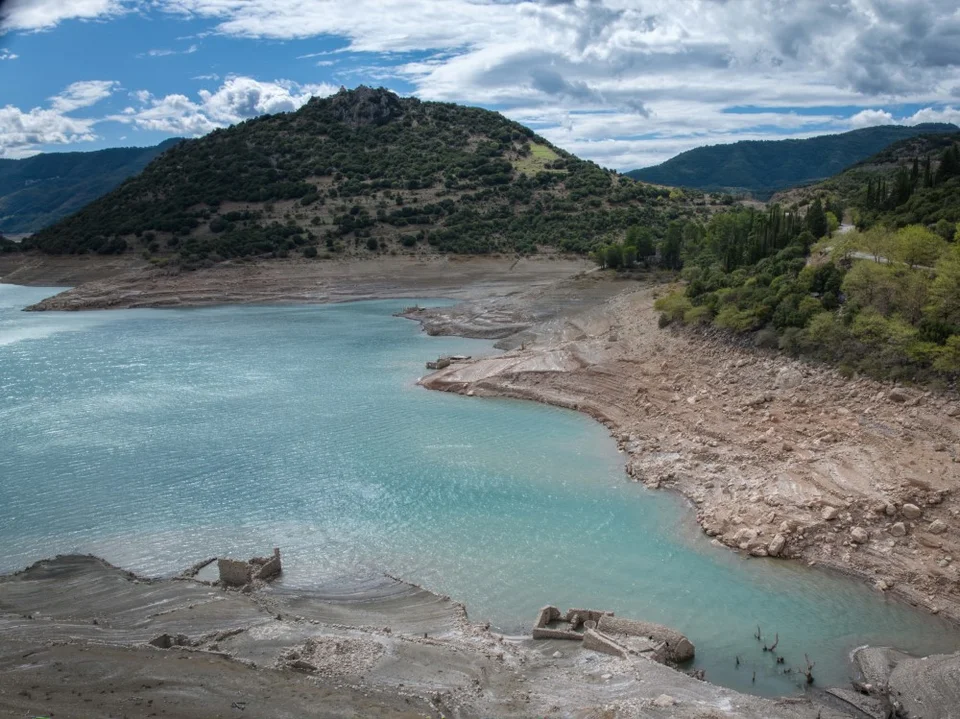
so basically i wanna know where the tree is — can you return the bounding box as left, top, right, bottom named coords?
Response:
left=825, top=211, right=840, bottom=236
left=855, top=226, right=894, bottom=263
left=660, top=222, right=684, bottom=270
left=606, top=244, right=625, bottom=269
left=893, top=225, right=946, bottom=269
left=626, top=225, right=656, bottom=260
left=806, top=198, right=828, bottom=239
left=935, top=143, right=960, bottom=184
left=935, top=218, right=956, bottom=242
left=930, top=246, right=960, bottom=326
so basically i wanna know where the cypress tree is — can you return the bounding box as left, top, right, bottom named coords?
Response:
left=923, top=155, right=934, bottom=188
left=806, top=197, right=828, bottom=238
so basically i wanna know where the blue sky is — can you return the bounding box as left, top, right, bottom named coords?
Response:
left=2, top=0, right=960, bottom=169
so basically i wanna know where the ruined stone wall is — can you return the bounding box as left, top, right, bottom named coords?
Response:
left=217, top=558, right=251, bottom=586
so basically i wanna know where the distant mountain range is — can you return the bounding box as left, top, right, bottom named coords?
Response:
left=0, top=139, right=181, bottom=234
left=626, top=124, right=960, bottom=199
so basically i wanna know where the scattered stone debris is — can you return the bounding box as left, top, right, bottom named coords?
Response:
left=531, top=605, right=695, bottom=665
left=217, top=548, right=282, bottom=587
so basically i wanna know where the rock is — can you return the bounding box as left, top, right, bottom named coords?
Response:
left=732, top=528, right=758, bottom=544
left=890, top=522, right=907, bottom=537
left=902, top=504, right=922, bottom=520
left=601, top=673, right=612, bottom=681
left=775, top=368, right=803, bottom=390
left=822, top=506, right=839, bottom=521
left=552, top=650, right=563, bottom=658
left=946, top=405, right=960, bottom=417
left=928, top=519, right=947, bottom=535
left=653, top=694, right=676, bottom=708
left=919, top=535, right=944, bottom=549
left=850, top=527, right=869, bottom=544
left=768, top=534, right=786, bottom=557
left=888, top=388, right=908, bottom=403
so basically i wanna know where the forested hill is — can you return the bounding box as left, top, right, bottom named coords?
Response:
left=23, top=86, right=718, bottom=264
left=650, top=135, right=960, bottom=382
left=773, top=132, right=960, bottom=225
left=0, top=139, right=180, bottom=234
left=626, top=124, right=958, bottom=199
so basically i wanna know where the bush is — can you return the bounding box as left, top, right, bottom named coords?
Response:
left=366, top=237, right=379, bottom=251
left=653, top=291, right=692, bottom=325
left=302, top=246, right=318, bottom=258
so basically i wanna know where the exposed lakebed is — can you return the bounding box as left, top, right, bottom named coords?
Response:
left=2, top=283, right=959, bottom=696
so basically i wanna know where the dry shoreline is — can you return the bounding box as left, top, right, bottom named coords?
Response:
left=414, top=279, right=960, bottom=628
left=4, top=255, right=960, bottom=716
left=4, top=252, right=960, bottom=623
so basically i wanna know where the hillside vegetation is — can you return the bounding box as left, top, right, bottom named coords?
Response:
left=652, top=137, right=960, bottom=383
left=0, top=139, right=179, bottom=234
left=23, top=87, right=720, bottom=265
left=627, top=124, right=958, bottom=199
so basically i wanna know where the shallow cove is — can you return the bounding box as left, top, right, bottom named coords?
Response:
left=2, top=284, right=959, bottom=697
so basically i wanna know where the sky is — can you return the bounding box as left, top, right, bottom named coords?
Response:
left=1, top=0, right=960, bottom=169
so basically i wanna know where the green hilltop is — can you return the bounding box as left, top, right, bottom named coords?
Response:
left=0, top=139, right=180, bottom=234
left=626, top=124, right=959, bottom=199
left=24, top=86, right=720, bottom=264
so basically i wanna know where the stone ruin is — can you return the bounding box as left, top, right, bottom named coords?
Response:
left=532, top=606, right=695, bottom=665
left=217, top=548, right=282, bottom=587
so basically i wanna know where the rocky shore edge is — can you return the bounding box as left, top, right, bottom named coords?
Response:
left=408, top=278, right=960, bottom=628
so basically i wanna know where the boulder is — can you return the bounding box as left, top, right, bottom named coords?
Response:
left=928, top=519, right=947, bottom=535
left=890, top=522, right=907, bottom=537
left=768, top=534, right=786, bottom=557
left=775, top=368, right=803, bottom=390
left=822, top=506, right=839, bottom=521
left=851, top=527, right=869, bottom=544
left=902, top=504, right=922, bottom=520
left=888, top=388, right=908, bottom=403
left=653, top=695, right=676, bottom=708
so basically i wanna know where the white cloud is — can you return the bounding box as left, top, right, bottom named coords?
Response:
left=905, top=106, right=960, bottom=126
left=0, top=0, right=127, bottom=33
left=142, top=43, right=199, bottom=58
left=150, top=0, right=960, bottom=168
left=192, top=73, right=220, bottom=80
left=0, top=48, right=18, bottom=60
left=49, top=80, right=118, bottom=112
left=110, top=75, right=339, bottom=135
left=0, top=105, right=98, bottom=158
left=848, top=109, right=897, bottom=129
left=0, top=79, right=117, bottom=157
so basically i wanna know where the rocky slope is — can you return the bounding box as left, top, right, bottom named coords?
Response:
left=419, top=277, right=960, bottom=623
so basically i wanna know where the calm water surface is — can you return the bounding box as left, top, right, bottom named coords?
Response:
left=2, top=283, right=959, bottom=695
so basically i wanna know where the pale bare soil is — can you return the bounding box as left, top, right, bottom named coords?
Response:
left=421, top=278, right=960, bottom=625
left=0, top=253, right=593, bottom=311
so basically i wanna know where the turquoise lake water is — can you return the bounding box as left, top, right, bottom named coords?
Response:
left=2, top=282, right=959, bottom=696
